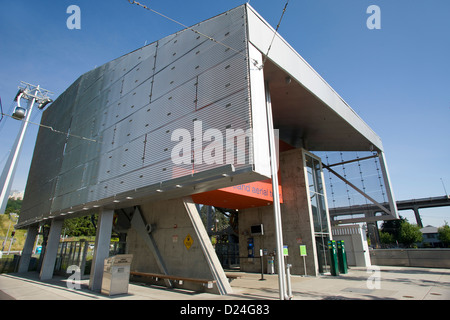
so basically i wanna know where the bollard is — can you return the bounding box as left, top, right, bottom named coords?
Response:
left=328, top=240, right=339, bottom=276
left=259, top=249, right=266, bottom=281
left=337, top=240, right=348, bottom=274
left=286, top=263, right=293, bottom=299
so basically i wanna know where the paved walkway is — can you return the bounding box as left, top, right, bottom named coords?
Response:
left=0, top=266, right=449, bottom=300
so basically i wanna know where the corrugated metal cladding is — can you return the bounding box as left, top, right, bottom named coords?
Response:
left=19, top=5, right=257, bottom=226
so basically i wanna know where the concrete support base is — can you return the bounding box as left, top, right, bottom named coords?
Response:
left=127, top=197, right=232, bottom=295
left=239, top=148, right=320, bottom=277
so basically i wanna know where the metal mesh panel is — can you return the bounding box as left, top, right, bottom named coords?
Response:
left=19, top=5, right=254, bottom=226
left=19, top=79, right=81, bottom=223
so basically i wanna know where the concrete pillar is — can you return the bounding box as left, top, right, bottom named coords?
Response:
left=238, top=148, right=319, bottom=277
left=279, top=148, right=318, bottom=277
left=89, top=209, right=113, bottom=292
left=413, top=206, right=423, bottom=228
left=127, top=198, right=232, bottom=295
left=367, top=221, right=381, bottom=249
left=18, top=225, right=39, bottom=273
left=366, top=210, right=381, bottom=248
left=39, top=219, right=63, bottom=280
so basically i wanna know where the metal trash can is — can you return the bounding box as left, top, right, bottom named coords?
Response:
left=101, top=254, right=133, bottom=296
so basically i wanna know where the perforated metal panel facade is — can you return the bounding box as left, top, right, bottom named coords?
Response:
left=19, top=5, right=272, bottom=227
left=19, top=4, right=395, bottom=228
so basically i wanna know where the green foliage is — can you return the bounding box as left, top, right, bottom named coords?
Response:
left=380, top=216, right=407, bottom=241
left=62, top=215, right=97, bottom=237
left=4, top=198, right=22, bottom=215
left=0, top=214, right=26, bottom=251
left=438, top=222, right=450, bottom=247
left=379, top=231, right=394, bottom=244
left=398, top=220, right=423, bottom=248
left=381, top=216, right=423, bottom=247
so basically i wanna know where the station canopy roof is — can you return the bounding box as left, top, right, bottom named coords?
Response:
left=246, top=4, right=383, bottom=152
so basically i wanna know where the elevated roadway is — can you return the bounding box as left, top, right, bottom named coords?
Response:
left=330, top=195, right=450, bottom=227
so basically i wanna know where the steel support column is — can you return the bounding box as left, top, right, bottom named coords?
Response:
left=39, top=219, right=63, bottom=280
left=265, top=82, right=288, bottom=300
left=18, top=225, right=39, bottom=273
left=89, top=209, right=114, bottom=292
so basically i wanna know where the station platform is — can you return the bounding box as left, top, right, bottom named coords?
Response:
left=1, top=266, right=449, bottom=301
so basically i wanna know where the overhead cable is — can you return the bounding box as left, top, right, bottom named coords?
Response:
left=126, top=0, right=260, bottom=67
left=0, top=96, right=3, bottom=123
left=261, top=0, right=290, bottom=69
left=0, top=112, right=97, bottom=143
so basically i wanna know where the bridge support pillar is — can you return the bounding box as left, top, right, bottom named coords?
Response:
left=365, top=210, right=381, bottom=248
left=413, top=206, right=423, bottom=228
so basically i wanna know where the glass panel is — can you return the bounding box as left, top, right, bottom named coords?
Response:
left=317, top=194, right=329, bottom=233
left=305, top=152, right=331, bottom=274
left=310, top=193, right=320, bottom=232
left=315, top=236, right=330, bottom=274
left=306, top=156, right=315, bottom=195
left=306, top=154, right=329, bottom=234
left=314, top=159, right=324, bottom=195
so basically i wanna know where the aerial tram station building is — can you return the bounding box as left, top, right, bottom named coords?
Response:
left=16, top=4, right=398, bottom=295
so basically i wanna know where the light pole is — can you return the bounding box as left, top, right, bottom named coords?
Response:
left=7, top=228, right=16, bottom=255
left=0, top=82, right=53, bottom=215
left=1, top=212, right=18, bottom=253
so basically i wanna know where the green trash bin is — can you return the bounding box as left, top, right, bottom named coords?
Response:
left=328, top=240, right=339, bottom=276
left=337, top=240, right=348, bottom=274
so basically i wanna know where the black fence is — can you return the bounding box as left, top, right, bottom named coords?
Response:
left=0, top=254, right=39, bottom=274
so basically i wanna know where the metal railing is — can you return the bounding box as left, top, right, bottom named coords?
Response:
left=54, top=240, right=93, bottom=278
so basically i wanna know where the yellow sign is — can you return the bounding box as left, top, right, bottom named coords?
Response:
left=184, top=234, right=193, bottom=250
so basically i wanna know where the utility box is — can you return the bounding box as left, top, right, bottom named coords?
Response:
left=337, top=240, right=348, bottom=274
left=101, top=254, right=133, bottom=296
left=328, top=241, right=339, bottom=276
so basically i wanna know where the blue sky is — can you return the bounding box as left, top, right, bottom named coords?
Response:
left=0, top=0, right=449, bottom=227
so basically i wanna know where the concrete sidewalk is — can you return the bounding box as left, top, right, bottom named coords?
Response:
left=0, top=266, right=449, bottom=300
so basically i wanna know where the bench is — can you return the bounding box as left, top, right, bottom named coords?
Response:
left=225, top=273, right=242, bottom=282
left=130, top=271, right=217, bottom=289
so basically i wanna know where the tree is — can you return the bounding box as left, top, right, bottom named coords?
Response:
left=62, top=215, right=97, bottom=237
left=438, top=222, right=450, bottom=247
left=380, top=216, right=407, bottom=242
left=4, top=198, right=22, bottom=215
left=379, top=231, right=394, bottom=245
left=398, top=220, right=423, bottom=248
